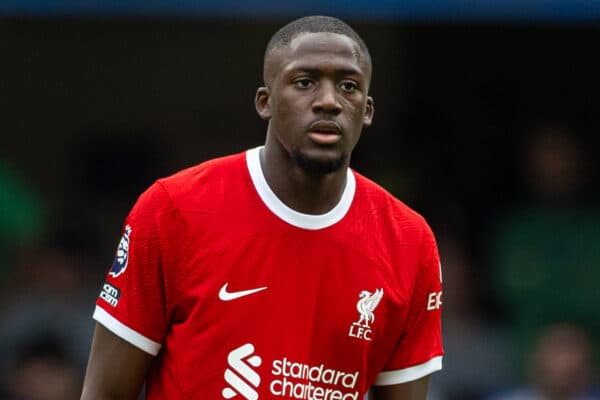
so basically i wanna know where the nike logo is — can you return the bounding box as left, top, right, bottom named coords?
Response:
left=219, top=283, right=267, bottom=301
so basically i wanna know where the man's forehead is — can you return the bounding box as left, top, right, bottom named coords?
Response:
left=285, top=33, right=366, bottom=72
left=288, top=32, right=361, bottom=58
left=264, top=31, right=371, bottom=84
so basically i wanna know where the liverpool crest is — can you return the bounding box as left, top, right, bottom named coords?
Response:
left=348, top=288, right=383, bottom=341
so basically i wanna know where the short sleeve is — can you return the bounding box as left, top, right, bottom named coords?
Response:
left=374, top=223, right=443, bottom=385
left=93, top=181, right=176, bottom=356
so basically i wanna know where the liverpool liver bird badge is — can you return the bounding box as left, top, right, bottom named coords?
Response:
left=349, top=288, right=384, bottom=341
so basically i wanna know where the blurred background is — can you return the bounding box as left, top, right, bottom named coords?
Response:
left=1, top=1, right=599, bottom=399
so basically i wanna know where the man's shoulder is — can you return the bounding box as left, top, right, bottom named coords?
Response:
left=161, top=151, right=245, bottom=187
left=139, top=151, right=247, bottom=211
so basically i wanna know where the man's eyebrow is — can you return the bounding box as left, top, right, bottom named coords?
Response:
left=289, top=66, right=363, bottom=76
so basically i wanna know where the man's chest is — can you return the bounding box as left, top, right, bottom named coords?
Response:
left=165, top=228, right=417, bottom=398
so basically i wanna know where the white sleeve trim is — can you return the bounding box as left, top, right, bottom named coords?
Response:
left=93, top=306, right=162, bottom=356
left=374, top=356, right=443, bottom=386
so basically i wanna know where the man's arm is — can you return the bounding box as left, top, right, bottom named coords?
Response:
left=370, top=376, right=430, bottom=400
left=81, top=323, right=154, bottom=400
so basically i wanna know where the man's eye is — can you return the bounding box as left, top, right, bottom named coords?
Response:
left=294, top=79, right=313, bottom=89
left=340, top=81, right=358, bottom=93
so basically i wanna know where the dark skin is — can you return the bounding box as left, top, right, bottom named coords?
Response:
left=256, top=32, right=373, bottom=214
left=80, top=32, right=431, bottom=400
left=81, top=324, right=153, bottom=399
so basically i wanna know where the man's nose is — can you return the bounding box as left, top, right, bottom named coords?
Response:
left=312, top=81, right=342, bottom=114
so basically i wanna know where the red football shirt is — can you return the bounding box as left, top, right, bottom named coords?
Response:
left=95, top=147, right=443, bottom=399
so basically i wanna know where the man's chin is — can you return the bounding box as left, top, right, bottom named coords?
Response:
left=292, top=150, right=347, bottom=175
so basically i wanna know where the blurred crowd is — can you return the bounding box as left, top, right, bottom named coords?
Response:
left=0, top=122, right=598, bottom=399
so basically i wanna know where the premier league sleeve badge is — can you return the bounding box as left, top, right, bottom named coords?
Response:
left=109, top=225, right=132, bottom=278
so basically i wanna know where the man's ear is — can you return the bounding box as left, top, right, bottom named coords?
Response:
left=362, top=96, right=375, bottom=127
left=255, top=87, right=271, bottom=120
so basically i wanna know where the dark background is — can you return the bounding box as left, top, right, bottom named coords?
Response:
left=0, top=14, right=599, bottom=400
left=2, top=18, right=599, bottom=246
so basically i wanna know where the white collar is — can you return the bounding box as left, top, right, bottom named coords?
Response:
left=246, top=146, right=355, bottom=230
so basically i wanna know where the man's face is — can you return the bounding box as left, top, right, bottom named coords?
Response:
left=257, top=32, right=374, bottom=175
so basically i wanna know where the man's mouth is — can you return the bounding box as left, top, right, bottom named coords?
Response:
left=308, top=121, right=342, bottom=145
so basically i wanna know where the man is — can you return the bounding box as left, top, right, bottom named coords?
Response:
left=81, top=15, right=443, bottom=400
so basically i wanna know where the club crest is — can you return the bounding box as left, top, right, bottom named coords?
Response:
left=348, top=288, right=383, bottom=342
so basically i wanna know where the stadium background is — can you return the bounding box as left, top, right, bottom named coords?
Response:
left=0, top=1, right=599, bottom=398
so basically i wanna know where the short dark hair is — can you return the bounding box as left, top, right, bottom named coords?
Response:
left=263, top=16, right=371, bottom=83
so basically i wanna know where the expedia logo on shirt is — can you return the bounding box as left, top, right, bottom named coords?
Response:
left=109, top=225, right=131, bottom=277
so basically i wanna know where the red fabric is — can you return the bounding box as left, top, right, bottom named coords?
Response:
left=96, top=150, right=443, bottom=398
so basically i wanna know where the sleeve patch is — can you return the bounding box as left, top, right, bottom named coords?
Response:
left=109, top=224, right=132, bottom=278
left=99, top=282, right=121, bottom=307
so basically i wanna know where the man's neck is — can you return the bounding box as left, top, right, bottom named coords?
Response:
left=259, top=146, right=348, bottom=215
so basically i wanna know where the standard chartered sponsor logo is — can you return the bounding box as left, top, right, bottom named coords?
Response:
left=223, top=345, right=360, bottom=399
left=223, top=343, right=263, bottom=400
left=270, top=358, right=359, bottom=400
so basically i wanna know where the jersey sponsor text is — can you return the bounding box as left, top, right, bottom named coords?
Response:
left=99, top=282, right=121, bottom=307
left=427, top=291, right=442, bottom=311
left=270, top=357, right=359, bottom=399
